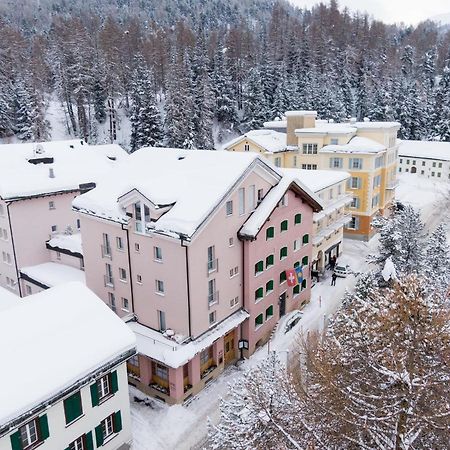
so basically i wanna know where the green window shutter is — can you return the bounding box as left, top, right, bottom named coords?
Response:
left=280, top=247, right=287, bottom=259
left=113, top=411, right=122, bottom=433
left=302, top=234, right=309, bottom=244
left=357, top=178, right=362, bottom=189
left=302, top=279, right=307, bottom=290
left=90, top=382, right=99, bottom=407
left=280, top=271, right=286, bottom=283
left=294, top=261, right=300, bottom=268
left=39, top=414, right=49, bottom=440
left=65, top=447, right=70, bottom=450
left=95, top=424, right=104, bottom=447
left=294, top=214, right=302, bottom=224
left=266, top=227, right=274, bottom=239
left=302, top=256, right=308, bottom=266
left=255, top=261, right=263, bottom=274
left=255, top=287, right=263, bottom=301
left=64, top=391, right=83, bottom=424
left=266, top=280, right=273, bottom=292
left=110, top=371, right=118, bottom=394
left=10, top=431, right=22, bottom=450
left=293, top=285, right=300, bottom=294
left=281, top=220, right=288, bottom=231
left=85, top=431, right=94, bottom=450
left=266, top=254, right=274, bottom=267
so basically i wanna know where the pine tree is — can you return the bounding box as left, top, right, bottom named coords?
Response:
left=434, top=64, right=450, bottom=141
left=93, top=65, right=107, bottom=124
left=241, top=66, right=269, bottom=131
left=0, top=78, right=13, bottom=138
left=424, top=224, right=450, bottom=293
left=13, top=81, right=34, bottom=141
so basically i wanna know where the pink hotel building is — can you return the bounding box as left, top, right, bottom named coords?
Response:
left=73, top=148, right=322, bottom=404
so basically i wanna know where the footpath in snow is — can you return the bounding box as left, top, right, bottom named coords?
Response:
left=129, top=237, right=376, bottom=450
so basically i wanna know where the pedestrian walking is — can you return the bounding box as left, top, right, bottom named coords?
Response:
left=331, top=272, right=337, bottom=286
left=330, top=255, right=336, bottom=271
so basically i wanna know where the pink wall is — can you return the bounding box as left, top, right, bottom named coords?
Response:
left=242, top=188, right=314, bottom=354
left=49, top=248, right=83, bottom=269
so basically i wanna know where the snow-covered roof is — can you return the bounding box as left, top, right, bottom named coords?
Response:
left=224, top=129, right=287, bottom=153
left=0, top=287, right=20, bottom=312
left=285, top=110, right=317, bottom=116
left=0, top=140, right=128, bottom=200
left=73, top=148, right=278, bottom=239
left=320, top=136, right=386, bottom=154
left=20, top=262, right=85, bottom=288
left=0, top=282, right=136, bottom=427
left=296, top=124, right=357, bottom=135
left=239, top=171, right=323, bottom=239
left=352, top=121, right=401, bottom=130
left=129, top=309, right=249, bottom=369
left=47, top=233, right=83, bottom=256
left=281, top=169, right=350, bottom=193
left=398, top=140, right=450, bottom=162
left=263, top=120, right=287, bottom=129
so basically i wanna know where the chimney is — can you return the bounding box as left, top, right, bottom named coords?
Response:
left=285, top=111, right=317, bottom=146
left=49, top=168, right=55, bottom=178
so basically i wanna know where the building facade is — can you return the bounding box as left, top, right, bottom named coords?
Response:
left=0, top=282, right=136, bottom=450
left=398, top=140, right=450, bottom=181
left=73, top=148, right=321, bottom=404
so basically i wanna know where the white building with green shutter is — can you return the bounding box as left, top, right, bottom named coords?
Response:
left=0, top=282, right=136, bottom=450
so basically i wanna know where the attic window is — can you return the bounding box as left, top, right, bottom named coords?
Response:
left=69, top=145, right=74, bottom=149
left=107, top=156, right=117, bottom=161
left=178, top=156, right=185, bottom=161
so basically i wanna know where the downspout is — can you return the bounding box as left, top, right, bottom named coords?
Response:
left=123, top=224, right=135, bottom=316
left=6, top=202, right=22, bottom=297
left=181, top=236, right=192, bottom=338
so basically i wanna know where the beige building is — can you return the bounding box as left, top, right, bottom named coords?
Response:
left=225, top=111, right=400, bottom=241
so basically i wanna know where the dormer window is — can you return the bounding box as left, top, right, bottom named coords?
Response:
left=134, top=201, right=151, bottom=233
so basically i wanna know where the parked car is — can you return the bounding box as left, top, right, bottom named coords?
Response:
left=334, top=264, right=350, bottom=278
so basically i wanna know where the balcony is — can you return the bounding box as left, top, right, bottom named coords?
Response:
left=101, top=244, right=112, bottom=259
left=207, top=258, right=218, bottom=275
left=104, top=275, right=114, bottom=288
left=208, top=291, right=219, bottom=308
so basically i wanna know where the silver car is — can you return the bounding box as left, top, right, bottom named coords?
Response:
left=334, top=264, right=349, bottom=278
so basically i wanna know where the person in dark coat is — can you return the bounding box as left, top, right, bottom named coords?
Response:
left=330, top=256, right=336, bottom=271
left=331, top=272, right=337, bottom=286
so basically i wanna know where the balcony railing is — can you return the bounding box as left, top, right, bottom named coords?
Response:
left=101, top=244, right=112, bottom=259
left=207, top=258, right=218, bottom=274
left=104, top=275, right=114, bottom=288
left=208, top=291, right=219, bottom=308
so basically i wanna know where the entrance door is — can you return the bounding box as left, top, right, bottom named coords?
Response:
left=224, top=331, right=235, bottom=365
left=279, top=291, right=286, bottom=318
left=411, top=166, right=417, bottom=174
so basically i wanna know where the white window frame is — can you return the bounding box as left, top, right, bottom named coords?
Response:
left=226, top=200, right=233, bottom=216
left=98, top=375, right=111, bottom=401
left=116, top=236, right=124, bottom=250
left=238, top=188, right=245, bottom=215
left=19, top=419, right=39, bottom=448
left=155, top=279, right=165, bottom=295
left=49, top=201, right=55, bottom=210
left=154, top=246, right=163, bottom=262
left=101, top=414, right=114, bottom=440
left=119, top=268, right=127, bottom=282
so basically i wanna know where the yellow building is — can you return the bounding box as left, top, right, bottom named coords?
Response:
left=224, top=111, right=400, bottom=241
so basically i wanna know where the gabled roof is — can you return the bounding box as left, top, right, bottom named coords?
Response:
left=47, top=233, right=83, bottom=256
left=281, top=168, right=350, bottom=192
left=73, top=148, right=280, bottom=239
left=0, top=282, right=135, bottom=428
left=224, top=129, right=287, bottom=153
left=320, top=136, right=386, bottom=154
left=20, top=262, right=86, bottom=289
left=0, top=140, right=128, bottom=200
left=239, top=172, right=323, bottom=239
left=398, top=140, right=450, bottom=162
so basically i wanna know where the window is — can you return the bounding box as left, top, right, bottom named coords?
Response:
left=76, top=219, right=81, bottom=229
left=129, top=354, right=139, bottom=367
left=399, top=167, right=402, bottom=172
left=209, top=311, right=216, bottom=325
left=266, top=280, right=274, bottom=294
left=238, top=188, right=245, bottom=215
left=248, top=185, right=256, bottom=210
left=69, top=435, right=87, bottom=450
left=421, top=170, right=424, bottom=175
left=279, top=271, right=287, bottom=284
left=350, top=197, right=360, bottom=208
left=422, top=161, right=425, bottom=166
left=349, top=158, right=363, bottom=169
left=302, top=234, right=309, bottom=245
left=122, top=297, right=129, bottom=311
left=136, top=274, right=142, bottom=284
left=349, top=177, right=361, bottom=189
left=438, top=172, right=441, bottom=178
left=280, top=246, right=288, bottom=260
left=346, top=216, right=360, bottom=230
left=135, top=243, right=140, bottom=252
left=102, top=233, right=111, bottom=256
left=431, top=171, right=435, bottom=177
left=329, top=157, right=343, bottom=168
left=293, top=155, right=297, bottom=166
left=266, top=254, right=274, bottom=268
left=330, top=138, right=338, bottom=145
left=100, top=414, right=114, bottom=441
left=257, top=189, right=264, bottom=203
left=294, top=239, right=300, bottom=251
left=301, top=164, right=317, bottom=170
left=438, top=162, right=442, bottom=168
left=25, top=285, right=32, bottom=296
left=116, top=237, right=123, bottom=250
left=1, top=228, right=7, bottom=240
left=255, top=287, right=264, bottom=302
left=265, top=305, right=273, bottom=319
left=226, top=200, right=233, bottom=216
left=51, top=225, right=57, bottom=233
left=293, top=284, right=300, bottom=296
left=154, top=362, right=169, bottom=379
left=302, top=256, right=309, bottom=266
left=64, top=391, right=83, bottom=425
left=244, top=143, right=250, bottom=151
left=154, top=246, right=162, bottom=261
left=228, top=237, right=234, bottom=247
left=155, top=279, right=165, bottom=294
left=301, top=279, right=307, bottom=290
left=158, top=310, right=166, bottom=331
left=280, top=194, right=288, bottom=207
left=406, top=159, right=410, bottom=164
left=294, top=213, right=302, bottom=224
left=432, top=162, right=436, bottom=167
left=255, top=260, right=264, bottom=275
left=15, top=417, right=48, bottom=449
left=375, top=155, right=385, bottom=168
left=255, top=313, right=264, bottom=329
left=49, top=201, right=55, bottom=210
left=229, top=266, right=238, bottom=278
left=329, top=189, right=334, bottom=200
left=208, top=279, right=218, bottom=305
left=119, top=268, right=127, bottom=282
left=372, top=194, right=380, bottom=208
left=373, top=175, right=381, bottom=188
left=266, top=226, right=274, bottom=240
left=280, top=220, right=288, bottom=232
left=302, top=143, right=318, bottom=154
left=230, top=296, right=239, bottom=308
left=207, top=245, right=216, bottom=272
left=200, top=347, right=213, bottom=365
left=97, top=374, right=113, bottom=401
left=274, top=157, right=282, bottom=167
left=108, top=292, right=116, bottom=312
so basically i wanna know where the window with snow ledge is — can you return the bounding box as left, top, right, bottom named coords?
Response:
left=255, top=313, right=264, bottom=330
left=255, top=260, right=264, bottom=276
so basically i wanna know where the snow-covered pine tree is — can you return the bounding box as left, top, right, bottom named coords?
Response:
left=434, top=63, right=450, bottom=141
left=0, top=77, right=13, bottom=138
left=209, top=352, right=314, bottom=450
left=424, top=224, right=450, bottom=294
left=13, top=81, right=34, bottom=141
left=300, top=274, right=450, bottom=449
left=93, top=65, right=107, bottom=124
left=370, top=204, right=427, bottom=275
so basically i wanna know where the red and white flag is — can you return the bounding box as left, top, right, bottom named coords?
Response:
left=285, top=269, right=298, bottom=287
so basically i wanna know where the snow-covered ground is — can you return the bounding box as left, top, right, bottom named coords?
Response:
left=128, top=172, right=450, bottom=450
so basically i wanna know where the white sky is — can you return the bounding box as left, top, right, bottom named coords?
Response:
left=289, top=0, right=450, bottom=25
